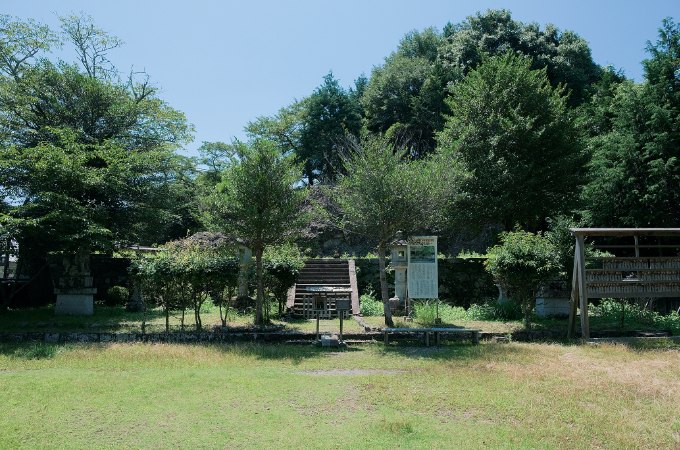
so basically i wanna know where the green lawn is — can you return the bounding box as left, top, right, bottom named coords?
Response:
left=1, top=340, right=679, bottom=449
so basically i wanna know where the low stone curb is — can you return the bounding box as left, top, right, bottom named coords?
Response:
left=1, top=329, right=673, bottom=344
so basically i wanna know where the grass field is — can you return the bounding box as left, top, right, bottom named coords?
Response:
left=1, top=340, right=679, bottom=449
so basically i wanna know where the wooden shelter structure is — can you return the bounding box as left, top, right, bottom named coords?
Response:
left=568, top=228, right=680, bottom=338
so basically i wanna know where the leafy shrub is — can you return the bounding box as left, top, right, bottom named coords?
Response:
left=485, top=230, right=560, bottom=328
left=106, top=286, right=129, bottom=306
left=130, top=240, right=240, bottom=331
left=591, top=299, right=680, bottom=335
left=466, top=300, right=523, bottom=321
left=411, top=300, right=467, bottom=324
left=262, top=243, right=304, bottom=320
left=360, top=290, right=384, bottom=316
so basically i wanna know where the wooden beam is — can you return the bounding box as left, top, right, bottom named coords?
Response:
left=570, top=228, right=680, bottom=236
left=576, top=236, right=590, bottom=338
left=567, top=244, right=580, bottom=339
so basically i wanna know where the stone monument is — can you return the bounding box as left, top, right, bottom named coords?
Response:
left=55, top=251, right=96, bottom=315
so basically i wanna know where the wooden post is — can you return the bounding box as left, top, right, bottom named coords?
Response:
left=576, top=235, right=590, bottom=338
left=567, top=244, right=580, bottom=338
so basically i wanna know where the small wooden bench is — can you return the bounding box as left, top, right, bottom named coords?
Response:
left=381, top=328, right=481, bottom=346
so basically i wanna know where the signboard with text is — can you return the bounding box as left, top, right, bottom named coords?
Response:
left=407, top=236, right=438, bottom=299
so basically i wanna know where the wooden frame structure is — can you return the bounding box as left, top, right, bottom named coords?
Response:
left=568, top=228, right=680, bottom=338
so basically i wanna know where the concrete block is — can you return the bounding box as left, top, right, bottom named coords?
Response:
left=55, top=294, right=94, bottom=315
left=321, top=334, right=339, bottom=347
left=536, top=297, right=570, bottom=317
left=45, top=333, right=59, bottom=343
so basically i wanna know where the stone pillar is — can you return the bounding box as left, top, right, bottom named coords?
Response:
left=389, top=243, right=408, bottom=314
left=55, top=251, right=96, bottom=315
left=236, top=244, right=254, bottom=306
left=496, top=284, right=510, bottom=303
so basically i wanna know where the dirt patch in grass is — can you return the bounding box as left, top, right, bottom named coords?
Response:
left=299, top=368, right=410, bottom=376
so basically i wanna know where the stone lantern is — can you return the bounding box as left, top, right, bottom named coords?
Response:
left=389, top=241, right=408, bottom=314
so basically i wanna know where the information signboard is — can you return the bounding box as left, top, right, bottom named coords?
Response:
left=407, top=236, right=438, bottom=299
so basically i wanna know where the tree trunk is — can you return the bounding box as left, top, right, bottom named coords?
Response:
left=523, top=299, right=532, bottom=329
left=378, top=243, right=394, bottom=327
left=255, top=248, right=264, bottom=326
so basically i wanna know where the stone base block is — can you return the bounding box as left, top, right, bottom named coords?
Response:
left=55, top=294, right=94, bottom=315
left=321, top=334, right=339, bottom=347
left=536, top=297, right=570, bottom=318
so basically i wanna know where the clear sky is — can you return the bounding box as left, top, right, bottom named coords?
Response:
left=5, top=1, right=678, bottom=158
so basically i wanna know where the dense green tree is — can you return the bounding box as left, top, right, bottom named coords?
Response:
left=438, top=52, right=588, bottom=232
left=361, top=28, right=451, bottom=157
left=196, top=141, right=236, bottom=187
left=246, top=74, right=363, bottom=185
left=199, top=139, right=310, bottom=325
left=333, top=133, right=453, bottom=327
left=362, top=10, right=601, bottom=156
left=0, top=14, right=194, bottom=259
left=582, top=18, right=680, bottom=228
left=297, top=72, right=362, bottom=184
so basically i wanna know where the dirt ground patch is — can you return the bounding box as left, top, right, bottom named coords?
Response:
left=298, top=368, right=410, bottom=376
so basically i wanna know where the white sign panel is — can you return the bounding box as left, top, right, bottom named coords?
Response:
left=407, top=236, right=438, bottom=299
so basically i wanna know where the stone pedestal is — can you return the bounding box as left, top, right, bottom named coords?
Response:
left=55, top=289, right=96, bottom=315
left=389, top=243, right=408, bottom=314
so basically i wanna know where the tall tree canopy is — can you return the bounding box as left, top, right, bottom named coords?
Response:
left=362, top=9, right=601, bottom=157
left=438, top=52, right=588, bottom=232
left=246, top=73, right=363, bottom=185
left=582, top=18, right=680, bottom=228
left=199, top=139, right=310, bottom=325
left=0, top=13, right=194, bottom=264
left=333, top=133, right=453, bottom=327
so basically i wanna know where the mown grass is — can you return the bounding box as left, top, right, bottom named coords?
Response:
left=1, top=340, right=679, bottom=449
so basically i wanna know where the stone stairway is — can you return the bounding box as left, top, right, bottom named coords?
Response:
left=287, top=259, right=359, bottom=318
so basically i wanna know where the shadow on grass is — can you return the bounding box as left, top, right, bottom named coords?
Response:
left=0, top=342, right=64, bottom=360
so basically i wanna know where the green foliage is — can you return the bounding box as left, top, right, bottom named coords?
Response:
left=362, top=9, right=600, bottom=155
left=438, top=51, right=588, bottom=231
left=485, top=230, right=560, bottom=328
left=130, top=240, right=240, bottom=331
left=333, top=133, right=453, bottom=326
left=359, top=290, right=384, bottom=316
left=591, top=299, right=680, bottom=335
left=411, top=299, right=523, bottom=324
left=262, top=243, right=304, bottom=319
left=0, top=14, right=195, bottom=271
left=199, top=138, right=310, bottom=325
left=297, top=72, right=363, bottom=184
left=465, top=300, right=523, bottom=322
left=582, top=18, right=680, bottom=228
left=246, top=73, right=363, bottom=185
left=106, top=286, right=129, bottom=306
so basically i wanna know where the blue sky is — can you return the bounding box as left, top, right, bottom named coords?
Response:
left=5, top=1, right=678, bottom=158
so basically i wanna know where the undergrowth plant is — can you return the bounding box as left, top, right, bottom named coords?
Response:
left=360, top=289, right=384, bottom=316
